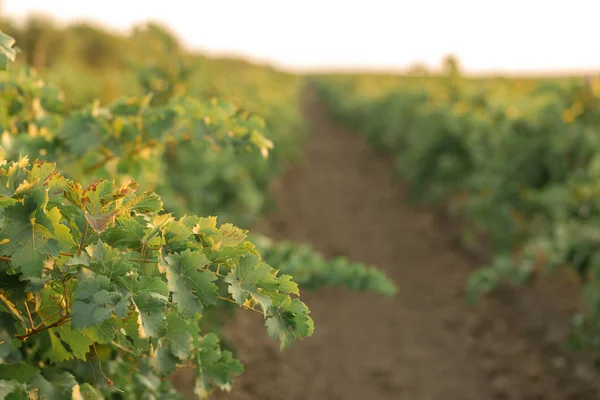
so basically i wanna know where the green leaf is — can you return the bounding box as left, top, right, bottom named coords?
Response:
left=27, top=369, right=77, bottom=400
left=84, top=240, right=133, bottom=279
left=70, top=180, right=140, bottom=233
left=164, top=313, right=193, bottom=359
left=213, top=223, right=247, bottom=247
left=119, top=276, right=169, bottom=338
left=256, top=237, right=398, bottom=296
left=54, top=326, right=92, bottom=360
left=129, top=191, right=163, bottom=213
left=152, top=313, right=194, bottom=376
left=75, top=383, right=104, bottom=400
left=60, top=112, right=104, bottom=157
left=265, top=298, right=314, bottom=351
left=114, top=311, right=149, bottom=355
left=0, top=189, right=64, bottom=278
left=164, top=249, right=218, bottom=317
left=0, top=380, right=20, bottom=399
left=0, top=156, right=29, bottom=198
left=102, top=217, right=146, bottom=249
left=466, top=266, right=500, bottom=305
left=152, top=345, right=179, bottom=377
left=71, top=271, right=129, bottom=329
left=195, top=333, right=243, bottom=396
left=0, top=32, right=18, bottom=70
left=164, top=218, right=195, bottom=252
left=207, top=242, right=255, bottom=264
left=84, top=319, right=115, bottom=344
left=195, top=216, right=218, bottom=232
left=224, top=254, right=273, bottom=313
left=64, top=253, right=91, bottom=267
left=36, top=285, right=94, bottom=362
left=0, top=364, right=39, bottom=383
left=48, top=331, right=72, bottom=363
left=143, top=214, right=173, bottom=245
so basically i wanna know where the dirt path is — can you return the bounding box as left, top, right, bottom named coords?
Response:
left=184, top=86, right=600, bottom=400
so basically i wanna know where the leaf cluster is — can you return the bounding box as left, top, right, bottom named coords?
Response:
left=0, top=150, right=313, bottom=398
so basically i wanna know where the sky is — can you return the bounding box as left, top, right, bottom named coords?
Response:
left=3, top=0, right=600, bottom=74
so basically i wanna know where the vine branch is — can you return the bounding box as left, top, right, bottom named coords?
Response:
left=78, top=221, right=90, bottom=255
left=14, top=315, right=71, bottom=341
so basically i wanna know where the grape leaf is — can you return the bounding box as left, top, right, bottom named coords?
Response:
left=74, top=383, right=104, bottom=400
left=195, top=333, right=243, bottom=396
left=37, top=286, right=94, bottom=362
left=265, top=298, right=314, bottom=351
left=84, top=240, right=133, bottom=279
left=195, top=216, right=218, bottom=232
left=84, top=319, right=115, bottom=344
left=212, top=223, right=247, bottom=248
left=47, top=331, right=72, bottom=363
left=119, top=275, right=169, bottom=338
left=224, top=254, right=273, bottom=314
left=0, top=189, right=63, bottom=278
left=0, top=380, right=19, bottom=399
left=152, top=313, right=194, bottom=376
left=59, top=112, right=105, bottom=157
left=163, top=313, right=193, bottom=359
left=68, top=180, right=139, bottom=233
left=0, top=31, right=18, bottom=70
left=142, top=214, right=173, bottom=245
left=114, top=311, right=149, bottom=356
left=128, top=191, right=163, bottom=213
left=207, top=242, right=256, bottom=264
left=102, top=216, right=146, bottom=249
left=27, top=369, right=77, bottom=400
left=54, top=326, right=92, bottom=360
left=71, top=271, right=129, bottom=329
left=164, top=249, right=218, bottom=317
left=0, top=364, right=39, bottom=383
left=164, top=219, right=195, bottom=252
left=0, top=156, right=29, bottom=198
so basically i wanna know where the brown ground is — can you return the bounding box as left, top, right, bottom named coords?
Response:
left=174, top=86, right=600, bottom=400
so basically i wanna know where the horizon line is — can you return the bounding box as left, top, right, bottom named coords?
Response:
left=4, top=13, right=600, bottom=78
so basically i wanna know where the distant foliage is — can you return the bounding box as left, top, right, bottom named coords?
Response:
left=315, top=68, right=600, bottom=363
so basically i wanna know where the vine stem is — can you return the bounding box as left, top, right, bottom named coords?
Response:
left=0, top=293, right=24, bottom=323
left=83, top=151, right=114, bottom=174
left=111, top=341, right=135, bottom=355
left=34, top=308, right=65, bottom=330
left=200, top=265, right=227, bottom=279
left=78, top=221, right=89, bottom=255
left=14, top=315, right=71, bottom=341
left=23, top=300, right=35, bottom=329
left=217, top=296, right=263, bottom=315
left=82, top=331, right=122, bottom=392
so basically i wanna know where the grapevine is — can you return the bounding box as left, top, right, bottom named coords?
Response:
left=0, top=29, right=398, bottom=398
left=314, top=68, right=600, bottom=362
left=0, top=148, right=313, bottom=398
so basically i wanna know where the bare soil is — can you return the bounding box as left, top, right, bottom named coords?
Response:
left=174, top=86, right=600, bottom=400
